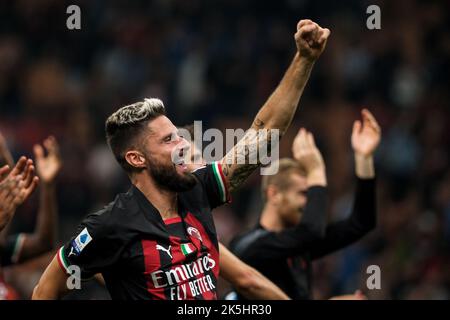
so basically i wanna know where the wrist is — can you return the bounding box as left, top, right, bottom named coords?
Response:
left=354, top=153, right=375, bottom=179
left=295, top=52, right=315, bottom=68
left=41, top=180, right=56, bottom=188
left=306, top=168, right=327, bottom=187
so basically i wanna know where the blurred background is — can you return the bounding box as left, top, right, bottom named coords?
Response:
left=0, top=0, right=449, bottom=299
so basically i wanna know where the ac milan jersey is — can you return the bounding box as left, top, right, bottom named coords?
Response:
left=57, top=162, right=230, bottom=300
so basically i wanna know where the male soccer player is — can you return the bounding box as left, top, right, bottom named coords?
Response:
left=230, top=109, right=380, bottom=300
left=0, top=136, right=61, bottom=299
left=32, top=19, right=330, bottom=300
left=93, top=244, right=291, bottom=299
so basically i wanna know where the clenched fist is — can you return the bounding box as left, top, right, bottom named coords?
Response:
left=295, top=19, right=331, bottom=62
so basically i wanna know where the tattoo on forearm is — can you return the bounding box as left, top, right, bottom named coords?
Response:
left=222, top=128, right=275, bottom=191
left=252, top=118, right=265, bottom=129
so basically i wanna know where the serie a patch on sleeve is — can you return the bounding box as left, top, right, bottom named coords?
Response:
left=69, top=227, right=93, bottom=257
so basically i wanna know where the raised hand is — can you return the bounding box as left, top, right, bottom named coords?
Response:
left=295, top=19, right=331, bottom=62
left=34, top=136, right=62, bottom=184
left=0, top=157, right=39, bottom=230
left=351, top=109, right=381, bottom=157
left=292, top=128, right=326, bottom=186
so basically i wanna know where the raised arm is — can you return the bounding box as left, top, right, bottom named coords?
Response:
left=221, top=20, right=331, bottom=192
left=219, top=243, right=290, bottom=300
left=310, top=109, right=381, bottom=260
left=18, top=136, right=62, bottom=262
left=232, top=129, right=328, bottom=261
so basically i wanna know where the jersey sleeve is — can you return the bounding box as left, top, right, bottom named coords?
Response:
left=0, top=233, right=26, bottom=267
left=192, top=162, right=231, bottom=209
left=57, top=212, right=122, bottom=280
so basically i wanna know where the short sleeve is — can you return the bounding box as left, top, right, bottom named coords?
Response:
left=57, top=213, right=122, bottom=279
left=192, top=162, right=231, bottom=209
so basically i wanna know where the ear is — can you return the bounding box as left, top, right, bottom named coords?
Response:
left=266, top=185, right=282, bottom=204
left=124, top=150, right=146, bottom=170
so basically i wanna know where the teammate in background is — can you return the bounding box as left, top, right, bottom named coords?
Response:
left=230, top=109, right=380, bottom=300
left=33, top=19, right=330, bottom=300
left=1, top=129, right=39, bottom=232
left=0, top=157, right=38, bottom=232
left=0, top=136, right=61, bottom=299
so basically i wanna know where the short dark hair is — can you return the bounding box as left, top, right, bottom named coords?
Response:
left=105, top=98, right=166, bottom=173
left=261, top=158, right=305, bottom=202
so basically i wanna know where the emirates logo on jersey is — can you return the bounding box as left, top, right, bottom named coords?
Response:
left=187, top=227, right=202, bottom=242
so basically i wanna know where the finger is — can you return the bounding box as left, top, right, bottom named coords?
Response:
left=23, top=165, right=35, bottom=189
left=43, top=137, right=53, bottom=153
left=362, top=109, right=381, bottom=132
left=22, top=176, right=39, bottom=201
left=21, top=160, right=33, bottom=183
left=297, top=19, right=313, bottom=30
left=10, top=156, right=27, bottom=176
left=298, top=24, right=317, bottom=38
left=317, top=28, right=331, bottom=44
left=307, top=132, right=316, bottom=148
left=0, top=165, right=10, bottom=181
left=301, top=128, right=311, bottom=151
left=298, top=128, right=308, bottom=149
left=33, top=144, right=45, bottom=160
left=47, top=136, right=60, bottom=156
left=352, top=120, right=362, bottom=136
left=28, top=176, right=39, bottom=193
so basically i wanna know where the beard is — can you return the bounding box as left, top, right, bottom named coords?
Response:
left=146, top=154, right=197, bottom=192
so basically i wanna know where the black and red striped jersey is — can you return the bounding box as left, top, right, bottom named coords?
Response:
left=58, top=162, right=230, bottom=300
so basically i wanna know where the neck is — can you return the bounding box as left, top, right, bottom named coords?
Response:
left=132, top=172, right=178, bottom=220
left=260, top=204, right=285, bottom=232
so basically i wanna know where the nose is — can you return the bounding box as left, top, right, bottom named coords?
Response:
left=171, top=136, right=191, bottom=165
left=178, top=137, right=191, bottom=152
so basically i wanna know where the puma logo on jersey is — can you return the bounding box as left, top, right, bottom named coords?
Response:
left=156, top=244, right=172, bottom=259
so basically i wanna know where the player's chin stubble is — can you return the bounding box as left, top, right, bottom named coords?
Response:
left=146, top=156, right=197, bottom=192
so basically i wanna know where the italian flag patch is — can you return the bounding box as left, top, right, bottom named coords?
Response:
left=181, top=243, right=196, bottom=257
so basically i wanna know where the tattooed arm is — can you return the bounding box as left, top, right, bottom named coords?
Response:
left=221, top=20, right=331, bottom=192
